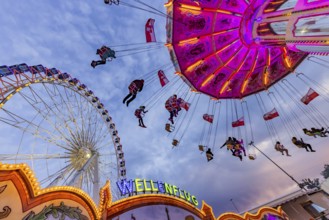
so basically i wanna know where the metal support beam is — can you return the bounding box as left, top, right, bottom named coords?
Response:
left=48, top=167, right=71, bottom=187
left=0, top=154, right=69, bottom=160
left=93, top=153, right=100, bottom=202
left=251, top=142, right=303, bottom=189
left=68, top=153, right=96, bottom=186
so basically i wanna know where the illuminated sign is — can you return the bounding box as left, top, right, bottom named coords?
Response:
left=116, top=178, right=198, bottom=206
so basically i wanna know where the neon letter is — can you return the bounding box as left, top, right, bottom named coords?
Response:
left=191, top=195, right=199, bottom=206
left=158, top=181, right=165, bottom=193
left=150, top=180, right=158, bottom=192
left=116, top=179, right=133, bottom=196
left=164, top=183, right=173, bottom=195
left=135, top=178, right=143, bottom=192
left=179, top=189, right=185, bottom=199
left=172, top=185, right=178, bottom=196
left=184, top=191, right=191, bottom=202
left=143, top=179, right=151, bottom=192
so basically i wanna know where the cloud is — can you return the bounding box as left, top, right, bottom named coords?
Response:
left=1, top=0, right=329, bottom=218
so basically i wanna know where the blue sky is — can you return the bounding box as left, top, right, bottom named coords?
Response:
left=1, top=0, right=329, bottom=218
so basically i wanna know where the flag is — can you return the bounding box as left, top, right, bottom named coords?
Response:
left=145, top=18, right=156, bottom=43
left=181, top=101, right=190, bottom=111
left=263, top=108, right=279, bottom=121
left=301, top=88, right=319, bottom=105
left=232, top=117, right=244, bottom=127
left=158, top=70, right=169, bottom=87
left=178, top=98, right=190, bottom=111
left=203, top=114, right=214, bottom=123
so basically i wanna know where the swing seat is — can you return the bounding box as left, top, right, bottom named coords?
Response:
left=165, top=123, right=174, bottom=132
left=206, top=154, right=213, bottom=162
left=248, top=154, right=256, bottom=160
left=314, top=131, right=327, bottom=137
left=305, top=131, right=316, bottom=137
left=172, top=139, right=179, bottom=147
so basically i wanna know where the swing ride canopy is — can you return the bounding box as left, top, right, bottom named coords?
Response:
left=165, top=0, right=308, bottom=99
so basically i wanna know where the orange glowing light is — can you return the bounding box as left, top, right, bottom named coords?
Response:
left=179, top=3, right=233, bottom=15
left=250, top=51, right=259, bottom=74
left=201, top=74, right=215, bottom=87
left=272, top=0, right=285, bottom=5
left=178, top=37, right=199, bottom=45
left=267, top=48, right=271, bottom=66
left=180, top=4, right=201, bottom=11
left=185, top=60, right=203, bottom=73
left=216, top=39, right=239, bottom=53
left=241, top=80, right=248, bottom=94
left=264, top=9, right=275, bottom=13
left=220, top=81, right=230, bottom=94
left=213, top=28, right=238, bottom=36
left=203, top=8, right=232, bottom=15
left=164, top=1, right=173, bottom=7
left=264, top=68, right=269, bottom=86
left=284, top=57, right=291, bottom=68
left=259, top=29, right=270, bottom=32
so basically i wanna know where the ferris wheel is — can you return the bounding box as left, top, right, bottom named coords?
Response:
left=0, top=63, right=126, bottom=202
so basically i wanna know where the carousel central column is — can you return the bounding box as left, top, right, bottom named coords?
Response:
left=250, top=0, right=329, bottom=54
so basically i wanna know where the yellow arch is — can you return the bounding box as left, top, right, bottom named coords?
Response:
left=106, top=194, right=213, bottom=219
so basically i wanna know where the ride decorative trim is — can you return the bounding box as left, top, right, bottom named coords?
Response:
left=0, top=163, right=289, bottom=220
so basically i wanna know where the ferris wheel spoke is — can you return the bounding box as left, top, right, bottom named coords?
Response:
left=53, top=85, right=94, bottom=141
left=30, top=85, right=98, bottom=152
left=52, top=84, right=79, bottom=126
left=71, top=89, right=86, bottom=129
left=75, top=96, right=95, bottom=139
left=62, top=86, right=81, bottom=125
left=42, top=164, right=71, bottom=186
left=1, top=108, right=76, bottom=153
left=0, top=153, right=70, bottom=161
left=27, top=84, right=78, bottom=140
left=93, top=124, right=111, bottom=148
left=92, top=114, right=110, bottom=145
left=32, top=85, right=78, bottom=132
left=41, top=83, right=74, bottom=123
left=17, top=104, right=71, bottom=144
left=52, top=164, right=77, bottom=186
left=0, top=109, right=62, bottom=140
left=75, top=93, right=88, bottom=134
left=102, top=162, right=118, bottom=171
left=93, top=137, right=113, bottom=152
left=18, top=87, right=74, bottom=140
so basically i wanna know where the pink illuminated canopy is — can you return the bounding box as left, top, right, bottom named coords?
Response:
left=165, top=0, right=307, bottom=99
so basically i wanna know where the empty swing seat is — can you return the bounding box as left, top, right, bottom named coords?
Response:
left=248, top=154, right=256, bottom=160
left=165, top=123, right=172, bottom=132
left=172, top=139, right=179, bottom=147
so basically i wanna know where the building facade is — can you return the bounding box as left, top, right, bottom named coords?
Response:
left=247, top=186, right=329, bottom=220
